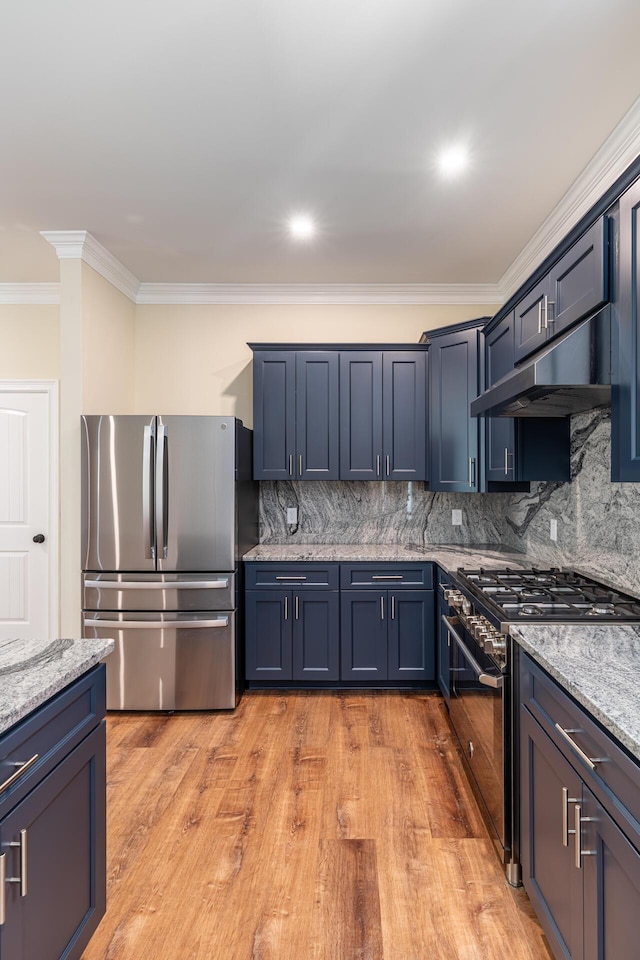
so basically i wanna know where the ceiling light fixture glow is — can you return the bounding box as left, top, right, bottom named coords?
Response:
left=288, top=214, right=316, bottom=240
left=437, top=145, right=469, bottom=178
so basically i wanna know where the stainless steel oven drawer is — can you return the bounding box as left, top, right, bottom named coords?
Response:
left=83, top=572, right=235, bottom=611
left=520, top=652, right=640, bottom=830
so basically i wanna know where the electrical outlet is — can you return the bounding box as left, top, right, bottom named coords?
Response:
left=452, top=509, right=463, bottom=526
left=550, top=518, right=558, bottom=541
left=287, top=507, right=298, bottom=524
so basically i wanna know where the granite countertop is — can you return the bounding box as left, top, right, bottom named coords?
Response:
left=243, top=542, right=534, bottom=573
left=0, top=637, right=115, bottom=737
left=511, top=623, right=640, bottom=763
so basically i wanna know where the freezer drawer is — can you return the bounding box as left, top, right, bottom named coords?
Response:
left=83, top=611, right=237, bottom=710
left=83, top=572, right=235, bottom=611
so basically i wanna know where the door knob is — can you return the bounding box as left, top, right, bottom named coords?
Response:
left=32, top=534, right=45, bottom=543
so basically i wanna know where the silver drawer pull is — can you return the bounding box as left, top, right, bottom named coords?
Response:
left=554, top=724, right=603, bottom=771
left=84, top=618, right=228, bottom=629
left=275, top=576, right=308, bottom=581
left=371, top=575, right=403, bottom=580
left=84, top=579, right=229, bottom=590
left=0, top=755, right=39, bottom=796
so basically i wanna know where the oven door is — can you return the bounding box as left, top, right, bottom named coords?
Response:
left=444, top=614, right=508, bottom=857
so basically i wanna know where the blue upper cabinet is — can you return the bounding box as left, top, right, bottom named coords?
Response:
left=485, top=313, right=517, bottom=482
left=514, top=217, right=610, bottom=363
left=252, top=349, right=339, bottom=480
left=428, top=323, right=482, bottom=492
left=612, top=179, right=640, bottom=481
left=339, top=352, right=384, bottom=479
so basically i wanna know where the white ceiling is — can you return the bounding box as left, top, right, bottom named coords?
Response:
left=3, top=0, right=640, bottom=287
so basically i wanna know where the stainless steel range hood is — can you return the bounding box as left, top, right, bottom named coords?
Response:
left=470, top=308, right=611, bottom=418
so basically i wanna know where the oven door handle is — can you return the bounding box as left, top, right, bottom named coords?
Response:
left=442, top=615, right=504, bottom=690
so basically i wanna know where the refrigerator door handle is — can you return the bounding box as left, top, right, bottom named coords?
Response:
left=143, top=423, right=156, bottom=559
left=84, top=617, right=230, bottom=629
left=155, top=423, right=169, bottom=559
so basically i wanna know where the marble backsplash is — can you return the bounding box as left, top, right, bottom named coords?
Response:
left=259, top=406, right=640, bottom=595
left=259, top=479, right=514, bottom=547
left=501, top=407, right=640, bottom=595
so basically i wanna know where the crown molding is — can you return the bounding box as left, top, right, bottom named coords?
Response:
left=135, top=282, right=503, bottom=305
left=40, top=230, right=140, bottom=303
left=0, top=283, right=61, bottom=305
left=499, top=94, right=640, bottom=301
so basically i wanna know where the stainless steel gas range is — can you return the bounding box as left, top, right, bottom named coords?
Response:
left=441, top=567, right=640, bottom=887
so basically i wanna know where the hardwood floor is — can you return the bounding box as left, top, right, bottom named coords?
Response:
left=81, top=692, right=552, bottom=960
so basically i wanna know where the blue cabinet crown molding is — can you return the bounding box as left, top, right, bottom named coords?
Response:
left=248, top=342, right=428, bottom=352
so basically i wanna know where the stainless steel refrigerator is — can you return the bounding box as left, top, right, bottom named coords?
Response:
left=81, top=415, right=258, bottom=710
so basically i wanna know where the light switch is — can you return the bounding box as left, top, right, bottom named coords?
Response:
left=287, top=507, right=298, bottom=524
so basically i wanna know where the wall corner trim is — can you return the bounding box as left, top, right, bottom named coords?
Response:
left=40, top=230, right=140, bottom=303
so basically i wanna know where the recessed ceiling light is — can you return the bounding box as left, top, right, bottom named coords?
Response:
left=437, top=145, right=469, bottom=178
left=288, top=214, right=316, bottom=241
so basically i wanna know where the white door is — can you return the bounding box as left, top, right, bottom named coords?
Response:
left=0, top=384, right=57, bottom=640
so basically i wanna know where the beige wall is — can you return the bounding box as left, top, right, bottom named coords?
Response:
left=135, top=303, right=497, bottom=425
left=0, top=304, right=59, bottom=379
left=82, top=264, right=136, bottom=413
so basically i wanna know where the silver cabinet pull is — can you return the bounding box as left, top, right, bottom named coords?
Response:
left=275, top=576, right=307, bottom=581
left=386, top=455, right=390, bottom=477
left=574, top=804, right=596, bottom=869
left=554, top=723, right=602, bottom=770
left=391, top=595, right=395, bottom=620
left=295, top=595, right=299, bottom=620
left=0, top=755, right=39, bottom=796
left=468, top=457, right=476, bottom=488
left=546, top=296, right=555, bottom=325
left=504, top=447, right=510, bottom=476
left=6, top=830, right=27, bottom=897
left=376, top=454, right=381, bottom=477
left=537, top=300, right=543, bottom=334
left=299, top=454, right=303, bottom=476
left=0, top=853, right=5, bottom=925
left=284, top=596, right=289, bottom=621
left=562, top=786, right=579, bottom=847
left=289, top=454, right=293, bottom=477
left=371, top=575, right=403, bottom=580
left=380, top=596, right=384, bottom=620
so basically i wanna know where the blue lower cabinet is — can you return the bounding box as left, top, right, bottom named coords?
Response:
left=387, top=591, right=435, bottom=681
left=341, top=589, right=435, bottom=682
left=0, top=722, right=106, bottom=960
left=245, top=588, right=339, bottom=682
left=245, top=590, right=292, bottom=680
left=340, top=591, right=388, bottom=680
left=292, top=591, right=340, bottom=681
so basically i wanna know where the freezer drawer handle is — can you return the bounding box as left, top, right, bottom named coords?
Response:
left=84, top=617, right=229, bottom=629
left=84, top=579, right=229, bottom=590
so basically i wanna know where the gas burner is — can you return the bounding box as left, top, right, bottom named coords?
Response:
left=520, top=604, right=542, bottom=616
left=519, top=587, right=546, bottom=599
left=586, top=603, right=617, bottom=616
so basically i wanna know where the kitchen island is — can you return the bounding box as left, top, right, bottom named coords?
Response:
left=0, top=636, right=113, bottom=960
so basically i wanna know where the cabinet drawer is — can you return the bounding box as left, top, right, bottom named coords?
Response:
left=245, top=563, right=339, bottom=590
left=340, top=563, right=433, bottom=590
left=0, top=665, right=106, bottom=816
left=520, top=652, right=640, bottom=830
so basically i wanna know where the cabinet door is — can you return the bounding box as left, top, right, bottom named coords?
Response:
left=612, top=180, right=640, bottom=480
left=436, top=595, right=450, bottom=703
left=0, top=723, right=106, bottom=960
left=429, top=328, right=480, bottom=492
left=549, top=217, right=609, bottom=339
left=339, top=353, right=383, bottom=480
left=245, top=590, right=292, bottom=680
left=292, top=590, right=339, bottom=681
left=484, top=315, right=517, bottom=482
left=340, top=591, right=387, bottom=680
left=387, top=590, right=434, bottom=681
left=514, top=279, right=548, bottom=362
left=582, top=785, right=640, bottom=960
left=295, top=352, right=340, bottom=480
left=253, top=352, right=296, bottom=480
left=382, top=352, right=427, bottom=481
left=520, top=706, right=584, bottom=960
